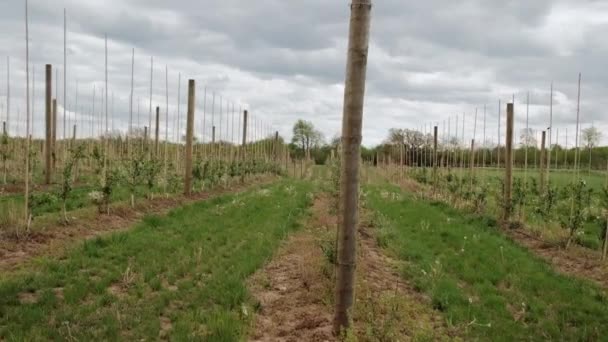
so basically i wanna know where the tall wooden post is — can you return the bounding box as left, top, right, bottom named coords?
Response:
left=184, top=80, right=195, bottom=195
left=334, top=0, right=372, bottom=334
left=241, top=110, right=248, bottom=159
left=433, top=126, right=438, bottom=189
left=540, top=131, right=547, bottom=193
left=470, top=139, right=475, bottom=175
left=52, top=98, right=57, bottom=170
left=470, top=139, right=475, bottom=191
left=143, top=126, right=148, bottom=151
left=45, top=65, right=52, bottom=184
left=154, top=106, right=160, bottom=157
left=504, top=103, right=514, bottom=222
left=72, top=124, right=77, bottom=144
left=274, top=131, right=279, bottom=160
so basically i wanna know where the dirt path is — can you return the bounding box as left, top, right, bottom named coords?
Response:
left=248, top=193, right=453, bottom=341
left=0, top=177, right=275, bottom=272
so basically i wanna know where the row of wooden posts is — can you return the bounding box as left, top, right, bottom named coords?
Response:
left=41, top=65, right=288, bottom=196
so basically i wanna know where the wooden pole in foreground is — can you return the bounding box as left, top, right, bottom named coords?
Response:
left=143, top=126, right=148, bottom=150
left=504, top=103, right=514, bottom=222
left=540, top=131, right=547, bottom=193
left=470, top=138, right=475, bottom=186
left=52, top=98, right=57, bottom=170
left=274, top=131, right=279, bottom=160
left=184, top=79, right=195, bottom=195
left=154, top=106, right=160, bottom=157
left=334, top=0, right=372, bottom=334
left=433, top=126, right=438, bottom=190
left=241, top=110, right=248, bottom=160
left=45, top=65, right=52, bottom=184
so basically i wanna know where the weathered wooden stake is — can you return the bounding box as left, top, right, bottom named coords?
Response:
left=52, top=98, right=57, bottom=170
left=184, top=79, right=195, bottom=195
left=154, top=106, right=160, bottom=157
left=470, top=139, right=475, bottom=191
left=540, top=131, right=547, bottom=193
left=143, top=126, right=148, bottom=150
left=504, top=103, right=514, bottom=222
left=274, top=131, right=279, bottom=160
left=334, top=0, right=372, bottom=334
left=433, top=126, right=438, bottom=190
left=45, top=64, right=52, bottom=185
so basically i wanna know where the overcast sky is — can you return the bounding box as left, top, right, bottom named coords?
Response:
left=0, top=0, right=607, bottom=147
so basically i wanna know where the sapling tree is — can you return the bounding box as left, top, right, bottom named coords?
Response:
left=192, top=160, right=204, bottom=191
left=560, top=180, right=592, bottom=249
left=28, top=192, right=58, bottom=234
left=100, top=168, right=119, bottom=215
left=0, top=131, right=8, bottom=185
left=472, top=183, right=488, bottom=214
left=536, top=185, right=557, bottom=226
left=512, top=178, right=527, bottom=221
left=59, top=144, right=85, bottom=224
left=143, top=158, right=161, bottom=199
left=126, top=152, right=145, bottom=207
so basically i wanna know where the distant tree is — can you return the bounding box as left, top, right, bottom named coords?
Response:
left=386, top=128, right=425, bottom=149
left=128, top=127, right=147, bottom=139
left=582, top=126, right=602, bottom=149
left=582, top=126, right=603, bottom=172
left=291, top=120, right=323, bottom=159
left=520, top=128, right=537, bottom=147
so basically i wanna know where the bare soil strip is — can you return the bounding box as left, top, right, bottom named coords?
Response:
left=0, top=177, right=275, bottom=272
left=248, top=193, right=454, bottom=341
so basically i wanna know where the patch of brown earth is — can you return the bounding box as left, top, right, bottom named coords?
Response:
left=159, top=316, right=173, bottom=339
left=248, top=194, right=334, bottom=342
left=507, top=229, right=608, bottom=288
left=249, top=193, right=454, bottom=341
left=17, top=291, right=38, bottom=304
left=0, top=177, right=275, bottom=272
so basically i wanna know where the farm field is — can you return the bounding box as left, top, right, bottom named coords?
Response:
left=3, top=0, right=608, bottom=339
left=364, top=181, right=608, bottom=341
left=1, top=168, right=608, bottom=340
left=0, top=179, right=312, bottom=340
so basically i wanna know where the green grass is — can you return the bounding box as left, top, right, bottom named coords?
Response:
left=365, top=182, right=608, bottom=341
left=0, top=179, right=313, bottom=341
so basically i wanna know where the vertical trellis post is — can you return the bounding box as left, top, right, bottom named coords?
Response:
left=154, top=106, right=160, bottom=157
left=241, top=110, right=248, bottom=159
left=540, top=131, right=547, bottom=194
left=334, top=0, right=372, bottom=334
left=184, top=80, right=195, bottom=195
left=52, top=98, right=57, bottom=171
left=504, top=103, right=514, bottom=222
left=433, top=125, right=438, bottom=191
left=45, top=65, right=52, bottom=185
